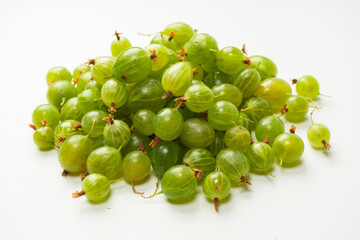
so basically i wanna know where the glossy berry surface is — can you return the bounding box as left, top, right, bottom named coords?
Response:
left=296, top=75, right=320, bottom=99
left=180, top=118, right=215, bottom=149
left=47, top=80, right=77, bottom=110
left=183, top=84, right=214, bottom=113
left=255, top=116, right=285, bottom=145
left=216, top=46, right=246, bottom=74
left=245, top=142, right=275, bottom=173
left=208, top=101, right=239, bottom=131
left=32, top=104, right=60, bottom=129
left=81, top=174, right=111, bottom=203
left=122, top=151, right=151, bottom=182
left=273, top=132, right=304, bottom=165
left=152, top=108, right=184, bottom=141
left=224, top=125, right=252, bottom=152
left=183, top=148, right=216, bottom=181
left=46, top=66, right=72, bottom=85
left=307, top=123, right=331, bottom=149
left=284, top=95, right=309, bottom=122
left=249, top=55, right=277, bottom=80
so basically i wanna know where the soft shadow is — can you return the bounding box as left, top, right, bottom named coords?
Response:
left=166, top=189, right=197, bottom=205
left=279, top=159, right=303, bottom=168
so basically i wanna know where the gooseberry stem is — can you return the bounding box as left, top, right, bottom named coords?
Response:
left=214, top=197, right=219, bottom=212
left=132, top=181, right=144, bottom=195
left=309, top=107, right=321, bottom=125
left=141, top=190, right=163, bottom=199
left=72, top=190, right=85, bottom=198
left=86, top=119, right=97, bottom=137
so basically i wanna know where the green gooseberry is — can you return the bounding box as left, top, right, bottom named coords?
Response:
left=101, top=79, right=128, bottom=110
left=73, top=173, right=110, bottom=203
left=47, top=80, right=77, bottom=110
left=216, top=46, right=246, bottom=74
left=46, top=66, right=72, bottom=85
left=232, top=68, right=261, bottom=98
left=166, top=100, right=197, bottom=121
left=150, top=34, right=177, bottom=52
left=54, top=120, right=82, bottom=147
left=183, top=84, right=214, bottom=113
left=133, top=109, right=155, bottom=136
left=184, top=33, right=218, bottom=68
left=111, top=32, right=132, bottom=57
left=295, top=75, right=320, bottom=99
left=163, top=22, right=194, bottom=50
left=202, top=171, right=231, bottom=212
left=81, top=110, right=108, bottom=139
left=159, top=165, right=197, bottom=200
left=189, top=62, right=204, bottom=81
left=90, top=56, right=115, bottom=85
left=150, top=141, right=183, bottom=178
left=208, top=101, right=239, bottom=131
left=183, top=148, right=216, bottom=181
left=113, top=47, right=152, bottom=84
left=161, top=61, right=193, bottom=97
left=103, top=117, right=131, bottom=148
left=242, top=97, right=273, bottom=125
left=216, top=148, right=251, bottom=184
left=152, top=108, right=184, bottom=141
left=86, top=145, right=123, bottom=180
left=212, top=83, right=243, bottom=108
left=283, top=95, right=309, bottom=122
left=255, top=77, right=292, bottom=112
left=144, top=44, right=178, bottom=72
left=237, top=111, right=253, bottom=132
left=128, top=79, right=167, bottom=113
left=32, top=104, right=60, bottom=129
left=85, top=78, right=102, bottom=92
left=75, top=71, right=92, bottom=94
left=60, top=97, right=84, bottom=122
left=245, top=142, right=275, bottom=173
left=255, top=116, right=285, bottom=145
left=307, top=123, right=331, bottom=150
left=249, top=55, right=278, bottom=80
left=59, top=134, right=95, bottom=173
left=273, top=131, right=305, bottom=165
left=30, top=124, right=54, bottom=150
left=224, top=125, right=252, bottom=152
left=180, top=118, right=215, bottom=149
left=78, top=89, right=103, bottom=114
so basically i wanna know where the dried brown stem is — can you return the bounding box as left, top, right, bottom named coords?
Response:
left=71, top=122, right=83, bottom=132
left=242, top=44, right=248, bottom=55
left=137, top=142, right=147, bottom=153
left=132, top=181, right=144, bottom=195
left=280, top=104, right=288, bottom=115
left=243, top=57, right=253, bottom=66
left=192, top=168, right=203, bottom=180
left=322, top=140, right=331, bottom=150
left=289, top=125, right=296, bottom=134
left=80, top=172, right=89, bottom=181
left=214, top=197, right=219, bottom=212
left=168, top=31, right=176, bottom=41
left=291, top=78, right=298, bottom=85
left=103, top=114, right=115, bottom=126
left=29, top=124, right=37, bottom=131
left=149, top=49, right=158, bottom=62
left=263, top=136, right=270, bottom=144
left=113, top=30, right=122, bottom=40
left=149, top=136, right=161, bottom=148
left=72, top=190, right=85, bottom=198
left=239, top=173, right=252, bottom=186
left=61, top=169, right=69, bottom=177
left=108, top=103, right=117, bottom=114
left=162, top=91, right=173, bottom=99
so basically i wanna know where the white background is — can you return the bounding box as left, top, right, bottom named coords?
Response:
left=1, top=0, right=360, bottom=239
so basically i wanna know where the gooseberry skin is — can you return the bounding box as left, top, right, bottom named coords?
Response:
left=103, top=120, right=131, bottom=148
left=152, top=108, right=184, bottom=141
left=166, top=101, right=197, bottom=120
left=233, top=68, right=261, bottom=98
left=76, top=71, right=92, bottom=94
left=78, top=89, right=103, bottom=114
left=128, top=79, right=167, bottom=113
left=111, top=36, right=132, bottom=57
left=242, top=97, right=273, bottom=125
left=133, top=109, right=155, bottom=136
left=101, top=79, right=128, bottom=109
left=59, top=135, right=95, bottom=173
left=54, top=120, right=82, bottom=147
left=216, top=46, right=246, bottom=74
left=46, top=66, right=72, bottom=85
left=113, top=47, right=152, bottom=84
left=255, top=116, right=285, bottom=145
left=307, top=123, right=331, bottom=149
left=81, top=110, right=108, bottom=139
left=255, top=77, right=292, bottom=112
left=183, top=148, right=216, bottom=181
left=122, top=151, right=151, bottom=182
left=189, top=62, right=204, bottom=81
left=60, top=97, right=84, bottom=122
left=284, top=95, right=309, bottom=122
left=33, top=126, right=54, bottom=150
left=72, top=64, right=91, bottom=81
left=91, top=56, right=115, bottom=85
left=202, top=171, right=231, bottom=210
left=150, top=141, right=183, bottom=178
left=94, top=137, right=107, bottom=149
left=32, top=104, right=60, bottom=129
left=237, top=111, right=252, bottom=132
left=245, top=142, right=275, bottom=173
left=163, top=22, right=194, bottom=50
left=86, top=146, right=123, bottom=180
left=216, top=148, right=250, bottom=184
left=296, top=75, right=320, bottom=99
left=144, top=44, right=178, bottom=72
left=207, top=131, right=226, bottom=157
left=184, top=33, right=218, bottom=67
left=249, top=55, right=278, bottom=80
left=161, top=62, right=193, bottom=97
left=180, top=118, right=215, bottom=149
left=204, top=71, right=233, bottom=88
left=273, top=133, right=304, bottom=165
left=85, top=79, right=102, bottom=92
left=184, top=84, right=214, bottom=113
left=208, top=101, right=239, bottom=131
left=47, top=80, right=78, bottom=110
left=212, top=83, right=243, bottom=108
left=82, top=174, right=111, bottom=203
left=224, top=125, right=252, bottom=152
left=150, top=34, right=177, bottom=52
left=160, top=165, right=197, bottom=200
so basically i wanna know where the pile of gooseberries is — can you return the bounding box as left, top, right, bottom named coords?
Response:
left=30, top=22, right=332, bottom=212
